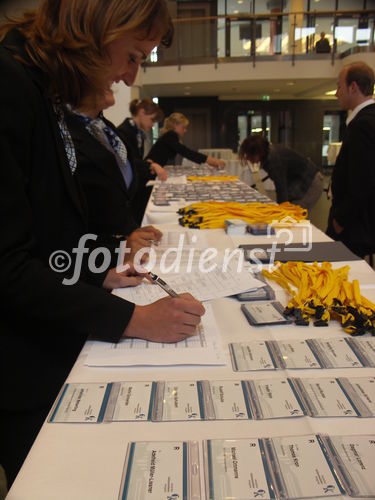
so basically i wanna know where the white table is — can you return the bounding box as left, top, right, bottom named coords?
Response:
left=8, top=225, right=375, bottom=499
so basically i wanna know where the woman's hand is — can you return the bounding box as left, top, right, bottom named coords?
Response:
left=153, top=163, right=168, bottom=181
left=148, top=160, right=168, bottom=181
left=206, top=156, right=226, bottom=169
left=125, top=226, right=162, bottom=263
left=103, top=262, right=148, bottom=290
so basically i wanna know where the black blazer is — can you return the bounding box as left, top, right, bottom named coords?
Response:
left=116, top=117, right=160, bottom=223
left=146, top=130, right=207, bottom=166
left=117, top=117, right=144, bottom=160
left=116, top=117, right=154, bottom=185
left=0, top=31, right=134, bottom=412
left=65, top=112, right=139, bottom=241
left=329, top=103, right=375, bottom=255
left=263, top=145, right=319, bottom=203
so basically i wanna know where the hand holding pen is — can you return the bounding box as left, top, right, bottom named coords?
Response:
left=147, top=271, right=179, bottom=297
left=123, top=272, right=205, bottom=343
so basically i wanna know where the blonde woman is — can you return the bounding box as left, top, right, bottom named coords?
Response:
left=0, top=0, right=204, bottom=485
left=147, top=112, right=225, bottom=168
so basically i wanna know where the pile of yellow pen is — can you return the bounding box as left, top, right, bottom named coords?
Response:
left=186, top=176, right=239, bottom=182
left=263, top=261, right=375, bottom=335
left=177, top=201, right=307, bottom=229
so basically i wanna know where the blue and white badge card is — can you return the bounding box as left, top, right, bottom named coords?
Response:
left=337, top=377, right=375, bottom=417
left=320, top=434, right=375, bottom=498
left=263, top=435, right=341, bottom=498
left=203, top=438, right=273, bottom=499
left=104, top=381, right=153, bottom=422
left=306, top=338, right=363, bottom=368
left=49, top=382, right=111, bottom=423
left=198, top=380, right=250, bottom=420
left=290, top=378, right=357, bottom=418
left=229, top=341, right=276, bottom=372
left=151, top=381, right=201, bottom=421
left=346, top=338, right=375, bottom=367
left=268, top=339, right=321, bottom=369
left=119, top=441, right=200, bottom=500
left=244, top=378, right=304, bottom=420
left=241, top=301, right=292, bottom=326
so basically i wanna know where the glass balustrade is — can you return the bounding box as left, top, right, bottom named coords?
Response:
left=149, top=6, right=375, bottom=67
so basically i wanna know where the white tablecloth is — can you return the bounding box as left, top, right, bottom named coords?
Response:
left=8, top=224, right=375, bottom=500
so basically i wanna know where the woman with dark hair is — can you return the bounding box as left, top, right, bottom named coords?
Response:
left=116, top=98, right=168, bottom=222
left=239, top=134, right=324, bottom=213
left=0, top=0, right=204, bottom=485
left=117, top=98, right=164, bottom=160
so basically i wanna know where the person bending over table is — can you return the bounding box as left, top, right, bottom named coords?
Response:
left=239, top=134, right=324, bottom=213
left=66, top=89, right=165, bottom=243
left=0, top=0, right=205, bottom=487
left=147, top=112, right=226, bottom=168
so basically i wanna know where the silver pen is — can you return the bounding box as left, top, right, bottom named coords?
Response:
left=148, top=271, right=179, bottom=298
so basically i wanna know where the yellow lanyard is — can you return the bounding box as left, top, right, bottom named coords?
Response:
left=263, top=262, right=375, bottom=334
left=187, top=176, right=239, bottom=182
left=178, top=201, right=308, bottom=229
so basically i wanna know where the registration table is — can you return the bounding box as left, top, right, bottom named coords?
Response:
left=8, top=219, right=375, bottom=499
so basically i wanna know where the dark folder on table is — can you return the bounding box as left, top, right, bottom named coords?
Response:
left=239, top=241, right=361, bottom=263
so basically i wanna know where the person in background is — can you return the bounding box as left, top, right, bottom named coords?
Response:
left=239, top=134, right=324, bottom=213
left=147, top=112, right=226, bottom=168
left=0, top=0, right=205, bottom=486
left=66, top=89, right=164, bottom=245
left=327, top=61, right=375, bottom=258
left=116, top=98, right=168, bottom=222
left=315, top=32, right=331, bottom=53
left=117, top=98, right=164, bottom=160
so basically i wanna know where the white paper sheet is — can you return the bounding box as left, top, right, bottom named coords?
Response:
left=113, top=264, right=264, bottom=304
left=155, top=230, right=208, bottom=249
left=85, top=303, right=225, bottom=367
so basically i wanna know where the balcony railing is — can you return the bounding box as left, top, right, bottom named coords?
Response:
left=144, top=9, right=375, bottom=69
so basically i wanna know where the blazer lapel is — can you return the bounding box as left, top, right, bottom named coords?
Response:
left=45, top=101, right=88, bottom=222
left=67, top=114, right=131, bottom=197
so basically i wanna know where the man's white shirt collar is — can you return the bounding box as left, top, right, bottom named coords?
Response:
left=346, top=98, right=375, bottom=125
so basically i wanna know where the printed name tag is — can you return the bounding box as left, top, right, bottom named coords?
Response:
left=241, top=301, right=292, bottom=326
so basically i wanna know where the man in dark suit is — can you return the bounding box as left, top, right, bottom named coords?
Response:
left=327, top=61, right=375, bottom=258
left=315, top=32, right=330, bottom=53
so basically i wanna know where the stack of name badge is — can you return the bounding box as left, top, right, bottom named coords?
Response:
left=225, top=219, right=248, bottom=235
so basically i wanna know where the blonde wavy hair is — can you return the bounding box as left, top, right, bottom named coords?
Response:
left=160, top=112, right=189, bottom=136
left=0, top=0, right=173, bottom=108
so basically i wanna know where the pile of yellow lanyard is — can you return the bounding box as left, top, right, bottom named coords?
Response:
left=178, top=201, right=307, bottom=229
left=186, top=176, right=239, bottom=182
left=263, top=261, right=375, bottom=335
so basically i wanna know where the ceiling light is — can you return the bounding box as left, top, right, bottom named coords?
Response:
left=234, top=9, right=239, bottom=13
left=184, top=91, right=191, bottom=95
left=325, top=89, right=336, bottom=95
left=286, top=82, right=295, bottom=86
left=184, top=86, right=191, bottom=90
left=238, top=0, right=243, bottom=3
